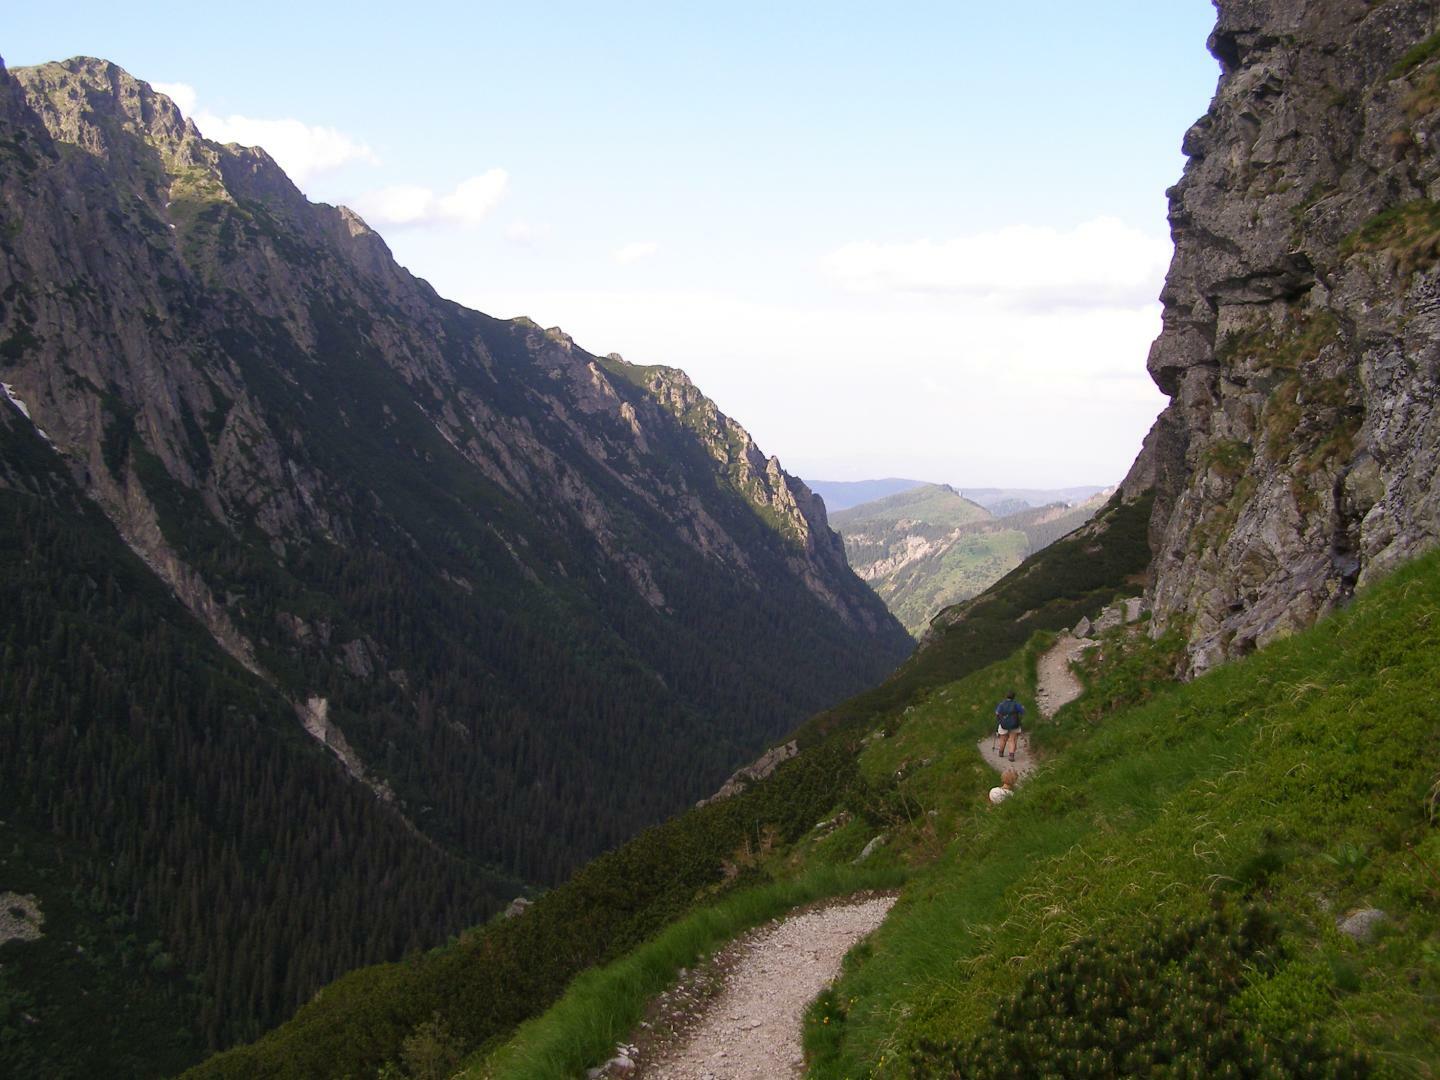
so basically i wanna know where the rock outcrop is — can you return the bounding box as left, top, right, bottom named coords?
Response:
left=1131, top=1, right=1440, bottom=672
left=696, top=740, right=799, bottom=806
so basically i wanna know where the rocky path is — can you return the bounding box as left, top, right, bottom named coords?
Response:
left=630, top=895, right=896, bottom=1079
left=978, top=633, right=1090, bottom=779
left=1034, top=633, right=1090, bottom=718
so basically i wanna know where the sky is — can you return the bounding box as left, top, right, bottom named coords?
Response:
left=7, top=1, right=1221, bottom=488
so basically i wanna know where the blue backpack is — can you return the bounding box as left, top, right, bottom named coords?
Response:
left=997, top=699, right=1024, bottom=730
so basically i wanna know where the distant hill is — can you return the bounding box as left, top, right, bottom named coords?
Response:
left=957, top=485, right=1110, bottom=512
left=804, top=477, right=929, bottom=512
left=832, top=484, right=1109, bottom=635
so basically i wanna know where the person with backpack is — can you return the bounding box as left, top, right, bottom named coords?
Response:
left=994, top=691, right=1025, bottom=762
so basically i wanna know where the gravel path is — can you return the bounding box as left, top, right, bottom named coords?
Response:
left=639, top=895, right=896, bottom=1079
left=978, top=634, right=1091, bottom=780
left=1034, top=633, right=1090, bottom=718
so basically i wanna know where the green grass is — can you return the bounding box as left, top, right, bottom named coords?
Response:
left=798, top=491, right=1153, bottom=747
left=1390, top=31, right=1440, bottom=78
left=831, top=484, right=991, bottom=534
left=1342, top=200, right=1440, bottom=278
left=807, top=547, right=1440, bottom=1077
left=879, top=529, right=1031, bottom=638
left=469, top=864, right=906, bottom=1080
left=264, top=528, right=1437, bottom=1080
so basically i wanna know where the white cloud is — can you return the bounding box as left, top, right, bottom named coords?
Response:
left=613, top=241, right=659, bottom=265
left=194, top=111, right=379, bottom=184
left=820, top=217, right=1171, bottom=310
left=459, top=284, right=1168, bottom=488
left=436, top=171, right=510, bottom=226
left=352, top=169, right=510, bottom=229
left=151, top=80, right=197, bottom=116
left=505, top=220, right=553, bottom=246
left=149, top=79, right=378, bottom=185
left=352, top=185, right=435, bottom=225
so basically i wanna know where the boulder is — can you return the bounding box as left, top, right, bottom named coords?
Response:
left=1336, top=907, right=1386, bottom=943
left=852, top=834, right=886, bottom=864
left=1072, top=616, right=1092, bottom=638
left=1093, top=605, right=1125, bottom=634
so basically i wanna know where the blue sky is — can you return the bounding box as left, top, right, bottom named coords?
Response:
left=8, top=2, right=1221, bottom=487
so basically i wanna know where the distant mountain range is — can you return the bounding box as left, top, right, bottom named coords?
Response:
left=831, top=483, right=1110, bottom=635
left=807, top=477, right=1109, bottom=514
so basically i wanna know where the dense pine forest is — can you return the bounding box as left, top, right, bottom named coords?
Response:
left=0, top=56, right=911, bottom=1075
left=0, top=409, right=512, bottom=1068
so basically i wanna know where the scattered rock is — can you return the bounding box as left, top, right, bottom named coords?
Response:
left=1093, top=605, right=1125, bottom=634
left=0, top=892, right=43, bottom=945
left=852, top=834, right=886, bottom=864
left=1337, top=907, right=1387, bottom=943
left=503, top=897, right=532, bottom=919
left=1072, top=615, right=1092, bottom=638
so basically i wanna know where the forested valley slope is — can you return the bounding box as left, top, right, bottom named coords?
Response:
left=188, top=2, right=1440, bottom=1075
left=0, top=55, right=910, bottom=1075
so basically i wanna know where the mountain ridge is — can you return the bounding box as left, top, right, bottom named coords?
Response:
left=0, top=52, right=910, bottom=1068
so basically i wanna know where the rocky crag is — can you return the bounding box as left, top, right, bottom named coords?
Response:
left=0, top=55, right=909, bottom=1063
left=1128, top=0, right=1440, bottom=672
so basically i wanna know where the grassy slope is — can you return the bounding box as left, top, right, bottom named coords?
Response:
left=813, top=548, right=1440, bottom=1076
left=880, top=528, right=1029, bottom=636
left=482, top=547, right=1440, bottom=1079
left=799, top=491, right=1153, bottom=745
left=831, top=484, right=992, bottom=534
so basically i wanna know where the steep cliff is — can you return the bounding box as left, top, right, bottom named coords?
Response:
left=0, top=54, right=910, bottom=1065
left=1134, top=0, right=1440, bottom=672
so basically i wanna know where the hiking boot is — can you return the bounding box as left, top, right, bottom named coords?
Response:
left=1008, top=753, right=1015, bottom=761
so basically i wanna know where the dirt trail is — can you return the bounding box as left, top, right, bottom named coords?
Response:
left=635, top=895, right=896, bottom=1079
left=978, top=633, right=1091, bottom=779
left=1035, top=633, right=1090, bottom=718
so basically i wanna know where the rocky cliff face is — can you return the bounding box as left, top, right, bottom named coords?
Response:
left=0, top=56, right=910, bottom=885
left=1133, top=0, right=1440, bottom=672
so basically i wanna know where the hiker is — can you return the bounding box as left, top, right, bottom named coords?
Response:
left=988, top=768, right=1018, bottom=806
left=994, top=691, right=1025, bottom=762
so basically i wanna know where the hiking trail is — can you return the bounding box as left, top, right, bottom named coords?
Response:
left=977, top=632, right=1091, bottom=779
left=614, top=894, right=896, bottom=1079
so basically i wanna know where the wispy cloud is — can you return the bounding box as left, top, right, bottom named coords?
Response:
left=613, top=241, right=659, bottom=265
left=152, top=81, right=197, bottom=115
left=152, top=80, right=379, bottom=185
left=351, top=170, right=510, bottom=229
left=505, top=220, right=553, bottom=246
left=820, top=217, right=1170, bottom=310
